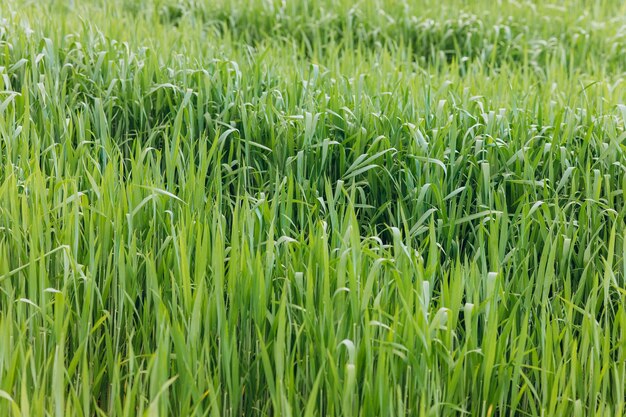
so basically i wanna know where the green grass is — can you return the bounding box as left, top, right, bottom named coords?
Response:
left=1, top=0, right=626, bottom=415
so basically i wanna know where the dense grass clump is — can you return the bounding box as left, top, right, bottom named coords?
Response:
left=1, top=0, right=626, bottom=416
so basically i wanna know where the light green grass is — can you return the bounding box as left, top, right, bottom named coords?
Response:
left=1, top=0, right=626, bottom=416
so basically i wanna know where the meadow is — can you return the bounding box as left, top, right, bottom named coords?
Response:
left=1, top=0, right=626, bottom=415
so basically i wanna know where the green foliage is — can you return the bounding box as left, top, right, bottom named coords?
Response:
left=0, top=0, right=625, bottom=416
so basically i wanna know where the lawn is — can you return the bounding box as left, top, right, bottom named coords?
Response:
left=0, top=0, right=626, bottom=416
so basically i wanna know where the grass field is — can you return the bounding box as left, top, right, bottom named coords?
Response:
left=1, top=0, right=626, bottom=416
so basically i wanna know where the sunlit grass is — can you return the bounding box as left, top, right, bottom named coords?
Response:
left=1, top=0, right=626, bottom=416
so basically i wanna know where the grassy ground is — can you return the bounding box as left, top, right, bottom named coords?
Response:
left=1, top=0, right=626, bottom=416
